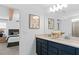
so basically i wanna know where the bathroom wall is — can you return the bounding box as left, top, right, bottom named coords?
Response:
left=4, top=4, right=64, bottom=55
left=18, top=5, right=45, bottom=55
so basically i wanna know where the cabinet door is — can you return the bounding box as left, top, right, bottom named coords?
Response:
left=41, top=48, right=47, bottom=55
left=48, top=46, right=58, bottom=55
left=76, top=48, right=79, bottom=55
left=60, top=44, right=75, bottom=54
left=36, top=38, right=42, bottom=55
left=41, top=39, right=48, bottom=48
left=48, top=41, right=61, bottom=49
left=41, top=39, right=48, bottom=55
left=36, top=38, right=48, bottom=55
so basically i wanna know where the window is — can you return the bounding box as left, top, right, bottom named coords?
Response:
left=0, top=22, right=6, bottom=29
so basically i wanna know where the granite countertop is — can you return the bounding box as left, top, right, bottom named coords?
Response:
left=36, top=34, right=79, bottom=48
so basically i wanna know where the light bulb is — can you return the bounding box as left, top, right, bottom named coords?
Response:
left=49, top=7, right=55, bottom=12
left=49, top=4, right=68, bottom=13
left=56, top=4, right=60, bottom=11
left=59, top=4, right=63, bottom=10
left=52, top=9, right=56, bottom=12
left=49, top=7, right=53, bottom=12
left=53, top=5, right=58, bottom=11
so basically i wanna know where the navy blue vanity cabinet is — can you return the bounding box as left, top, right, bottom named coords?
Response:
left=36, top=37, right=79, bottom=55
left=36, top=38, right=48, bottom=55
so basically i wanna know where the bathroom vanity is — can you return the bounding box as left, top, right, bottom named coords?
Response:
left=36, top=34, right=79, bottom=55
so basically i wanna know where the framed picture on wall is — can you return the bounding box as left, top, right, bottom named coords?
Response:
left=29, top=14, right=40, bottom=29
left=48, top=18, right=54, bottom=29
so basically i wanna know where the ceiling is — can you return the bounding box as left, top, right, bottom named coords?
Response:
left=41, top=4, right=79, bottom=17
left=1, top=4, right=79, bottom=18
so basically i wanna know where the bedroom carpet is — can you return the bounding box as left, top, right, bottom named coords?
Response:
left=0, top=43, right=19, bottom=55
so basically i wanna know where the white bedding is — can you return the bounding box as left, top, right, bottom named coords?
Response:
left=8, top=37, right=19, bottom=43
